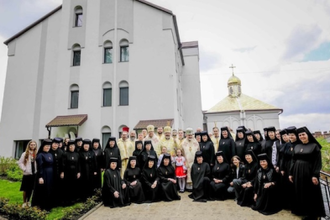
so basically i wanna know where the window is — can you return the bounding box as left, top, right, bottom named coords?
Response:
left=74, top=6, right=83, bottom=27
left=102, top=126, right=111, bottom=149
left=120, top=39, right=129, bottom=62
left=104, top=48, right=113, bottom=63
left=70, top=84, right=79, bottom=108
left=14, top=140, right=30, bottom=159
left=103, top=41, right=113, bottom=63
left=119, top=81, right=129, bottom=106
left=72, top=44, right=81, bottom=66
left=103, top=82, right=112, bottom=106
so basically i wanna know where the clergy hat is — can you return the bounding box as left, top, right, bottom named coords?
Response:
left=215, top=151, right=224, bottom=157
left=147, top=125, right=155, bottom=132
left=286, top=126, right=297, bottom=134
left=237, top=126, right=247, bottom=132
left=109, top=157, right=118, bottom=163
left=108, top=137, right=116, bottom=141
left=83, top=139, right=92, bottom=144
left=42, top=139, right=52, bottom=145
left=68, top=140, right=75, bottom=145
left=144, top=140, right=152, bottom=145
left=148, top=155, right=156, bottom=160
left=122, top=127, right=129, bottom=133
left=75, top=137, right=82, bottom=142
left=185, top=128, right=194, bottom=135
left=279, top=129, right=287, bottom=136
left=164, top=126, right=171, bottom=133
left=195, top=151, right=203, bottom=157
left=253, top=130, right=261, bottom=134
left=92, top=138, right=100, bottom=143
left=267, top=126, right=276, bottom=132
left=220, top=126, right=228, bottom=131
left=52, top=137, right=62, bottom=143
left=163, top=153, right=171, bottom=159
left=129, top=156, right=137, bottom=160
left=257, top=153, right=270, bottom=161
left=263, top=127, right=268, bottom=131
left=245, top=130, right=253, bottom=136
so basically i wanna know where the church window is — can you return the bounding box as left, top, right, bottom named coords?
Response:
left=103, top=41, right=113, bottom=63
left=119, top=81, right=129, bottom=106
left=70, top=84, right=79, bottom=109
left=74, top=6, right=83, bottom=27
left=120, top=39, right=129, bottom=62
left=72, top=44, right=81, bottom=66
left=103, top=82, right=112, bottom=106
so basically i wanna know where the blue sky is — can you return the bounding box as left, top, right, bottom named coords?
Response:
left=0, top=0, right=330, bottom=132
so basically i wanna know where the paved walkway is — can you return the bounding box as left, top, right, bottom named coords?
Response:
left=82, top=192, right=301, bottom=220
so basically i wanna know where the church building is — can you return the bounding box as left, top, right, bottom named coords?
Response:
left=0, top=0, right=203, bottom=158
left=204, top=67, right=282, bottom=133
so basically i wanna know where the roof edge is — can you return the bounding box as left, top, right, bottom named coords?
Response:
left=136, top=0, right=173, bottom=15
left=205, top=108, right=284, bottom=114
left=4, top=5, right=62, bottom=45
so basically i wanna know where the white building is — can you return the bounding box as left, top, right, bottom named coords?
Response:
left=0, top=0, right=203, bottom=158
left=204, top=72, right=282, bottom=133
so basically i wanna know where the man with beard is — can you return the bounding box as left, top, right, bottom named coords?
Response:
left=144, top=125, right=160, bottom=156
left=160, top=126, right=176, bottom=156
left=118, top=127, right=134, bottom=178
left=181, top=128, right=200, bottom=191
left=157, top=126, right=165, bottom=141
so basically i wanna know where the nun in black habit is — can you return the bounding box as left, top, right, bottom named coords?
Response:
left=132, top=140, right=144, bottom=168
left=31, top=139, right=54, bottom=210
left=237, top=150, right=258, bottom=207
left=79, top=139, right=97, bottom=200
left=103, top=137, right=122, bottom=172
left=62, top=140, right=80, bottom=205
left=253, top=130, right=263, bottom=143
left=189, top=151, right=211, bottom=202
left=235, top=127, right=247, bottom=160
left=141, top=155, right=161, bottom=203
left=199, top=131, right=215, bottom=167
left=262, top=126, right=280, bottom=171
left=279, top=126, right=297, bottom=210
left=252, top=153, right=281, bottom=215
left=124, top=156, right=145, bottom=204
left=157, top=153, right=181, bottom=201
left=139, top=140, right=158, bottom=168
left=209, top=151, right=230, bottom=201
left=91, top=138, right=103, bottom=190
left=289, top=127, right=325, bottom=219
left=218, top=126, right=236, bottom=164
left=245, top=131, right=262, bottom=157
left=102, top=157, right=130, bottom=208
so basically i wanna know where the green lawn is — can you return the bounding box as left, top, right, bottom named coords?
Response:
left=0, top=179, right=84, bottom=220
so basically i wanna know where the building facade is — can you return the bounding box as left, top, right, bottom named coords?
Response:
left=204, top=72, right=282, bottom=133
left=0, top=0, right=203, bottom=158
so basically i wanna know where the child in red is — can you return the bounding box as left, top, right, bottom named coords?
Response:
left=174, top=149, right=187, bottom=193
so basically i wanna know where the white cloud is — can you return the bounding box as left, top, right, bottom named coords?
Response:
left=280, top=113, right=330, bottom=132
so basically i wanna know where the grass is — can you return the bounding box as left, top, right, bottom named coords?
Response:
left=0, top=179, right=22, bottom=204
left=0, top=178, right=85, bottom=220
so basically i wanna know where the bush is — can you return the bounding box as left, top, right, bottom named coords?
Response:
left=0, top=156, right=22, bottom=181
left=318, top=137, right=330, bottom=173
left=0, top=157, right=18, bottom=176
left=0, top=197, right=48, bottom=220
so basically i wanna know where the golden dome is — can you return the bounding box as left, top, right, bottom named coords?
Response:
left=227, top=74, right=241, bottom=86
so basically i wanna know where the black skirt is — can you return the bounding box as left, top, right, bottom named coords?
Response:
left=20, top=174, right=36, bottom=191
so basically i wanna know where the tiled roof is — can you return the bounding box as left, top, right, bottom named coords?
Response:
left=46, top=114, right=88, bottom=127
left=134, top=119, right=174, bottom=130
left=207, top=94, right=282, bottom=113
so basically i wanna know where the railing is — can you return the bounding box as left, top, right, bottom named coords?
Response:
left=320, top=171, right=330, bottom=219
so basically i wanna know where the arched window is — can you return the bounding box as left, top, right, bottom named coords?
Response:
left=119, top=81, right=129, bottom=106
left=102, top=126, right=111, bottom=149
left=72, top=44, right=81, bottom=66
left=70, top=84, right=79, bottom=108
left=120, top=39, right=129, bottom=62
left=103, top=41, right=113, bottom=63
left=103, top=82, right=112, bottom=106
left=74, top=6, right=83, bottom=27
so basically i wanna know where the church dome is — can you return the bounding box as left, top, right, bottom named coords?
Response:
left=227, top=74, right=241, bottom=86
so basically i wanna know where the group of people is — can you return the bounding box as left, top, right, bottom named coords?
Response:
left=17, top=124, right=325, bottom=220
